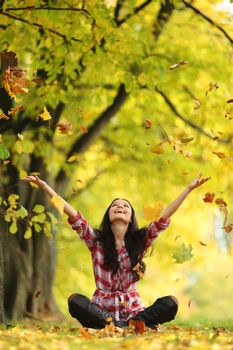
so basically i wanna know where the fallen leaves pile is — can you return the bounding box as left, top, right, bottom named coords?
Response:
left=0, top=322, right=233, bottom=350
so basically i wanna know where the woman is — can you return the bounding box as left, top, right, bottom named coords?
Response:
left=23, top=174, right=210, bottom=329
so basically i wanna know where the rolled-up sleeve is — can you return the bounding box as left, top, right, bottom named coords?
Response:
left=144, top=217, right=171, bottom=250
left=67, top=212, right=96, bottom=251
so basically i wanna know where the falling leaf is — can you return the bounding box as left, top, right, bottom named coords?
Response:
left=56, top=121, right=72, bottom=134
left=199, top=240, right=207, bottom=246
left=50, top=195, right=64, bottom=215
left=169, top=61, right=188, bottom=70
left=67, top=155, right=78, bottom=163
left=227, top=99, right=233, bottom=103
left=17, top=134, right=23, bottom=141
left=2, top=66, right=30, bottom=97
left=215, top=198, right=227, bottom=207
left=150, top=142, right=166, bottom=154
left=222, top=224, right=233, bottom=233
left=172, top=243, right=194, bottom=264
left=212, top=151, right=226, bottom=159
left=0, top=113, right=10, bottom=120
left=8, top=105, right=24, bottom=116
left=35, top=290, right=41, bottom=298
left=188, top=299, right=192, bottom=308
left=175, top=235, right=182, bottom=241
left=143, top=202, right=163, bottom=221
left=3, top=160, right=10, bottom=166
left=39, top=106, right=52, bottom=121
left=180, top=136, right=194, bottom=144
left=144, top=119, right=152, bottom=129
left=203, top=192, right=215, bottom=203
left=205, top=82, right=219, bottom=96
left=193, top=98, right=201, bottom=110
left=79, top=126, right=88, bottom=133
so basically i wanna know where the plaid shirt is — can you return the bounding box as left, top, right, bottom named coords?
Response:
left=68, top=212, right=170, bottom=321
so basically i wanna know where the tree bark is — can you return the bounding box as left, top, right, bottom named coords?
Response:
left=0, top=227, right=5, bottom=323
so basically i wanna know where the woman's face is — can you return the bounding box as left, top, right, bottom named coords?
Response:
left=108, top=199, right=132, bottom=225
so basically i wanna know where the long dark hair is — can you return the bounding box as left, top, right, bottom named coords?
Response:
left=94, top=198, right=147, bottom=279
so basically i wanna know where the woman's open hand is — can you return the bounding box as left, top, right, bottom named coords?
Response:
left=21, top=175, right=45, bottom=188
left=187, top=174, right=211, bottom=192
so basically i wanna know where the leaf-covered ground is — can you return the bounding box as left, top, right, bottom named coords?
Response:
left=1, top=321, right=233, bottom=350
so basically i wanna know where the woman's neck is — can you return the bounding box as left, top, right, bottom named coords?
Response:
left=111, top=222, right=128, bottom=251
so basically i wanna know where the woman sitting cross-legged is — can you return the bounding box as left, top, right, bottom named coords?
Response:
left=23, top=174, right=210, bottom=329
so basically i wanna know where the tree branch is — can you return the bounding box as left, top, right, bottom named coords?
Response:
left=182, top=0, right=233, bottom=45
left=0, top=11, right=82, bottom=43
left=4, top=6, right=90, bottom=17
left=55, top=84, right=128, bottom=192
left=116, top=0, right=152, bottom=26
left=153, top=0, right=175, bottom=40
left=155, top=87, right=233, bottom=144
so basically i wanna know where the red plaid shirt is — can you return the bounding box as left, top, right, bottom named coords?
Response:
left=68, top=212, right=170, bottom=321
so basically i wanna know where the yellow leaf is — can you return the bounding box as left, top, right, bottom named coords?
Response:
left=19, top=170, right=27, bottom=179
left=150, top=143, right=165, bottom=154
left=50, top=195, right=64, bottom=215
left=24, top=228, right=32, bottom=239
left=143, top=202, right=163, bottom=221
left=67, top=155, right=78, bottom=163
left=17, top=133, right=24, bottom=141
left=39, top=106, right=52, bottom=121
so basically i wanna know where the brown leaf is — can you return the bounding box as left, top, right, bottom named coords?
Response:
left=79, top=126, right=88, bottom=134
left=8, top=105, right=24, bottom=116
left=144, top=119, right=152, bottom=129
left=203, top=192, right=215, bottom=203
left=175, top=235, right=182, bottom=241
left=35, top=290, right=41, bottom=298
left=193, top=98, right=201, bottom=110
left=215, top=197, right=227, bottom=207
left=0, top=113, right=10, bottom=120
left=188, top=299, right=192, bottom=308
left=0, top=51, right=18, bottom=71
left=2, top=67, right=29, bottom=97
left=227, top=99, right=233, bottom=103
left=56, top=121, right=72, bottom=134
left=205, top=82, right=219, bottom=96
left=212, top=151, right=226, bottom=159
left=199, top=240, right=207, bottom=246
left=169, top=61, right=188, bottom=70
left=222, top=224, right=233, bottom=233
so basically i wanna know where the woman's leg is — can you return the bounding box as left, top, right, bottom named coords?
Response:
left=67, top=293, right=115, bottom=329
left=132, top=295, right=178, bottom=328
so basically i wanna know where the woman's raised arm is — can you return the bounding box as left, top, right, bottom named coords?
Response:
left=22, top=175, right=77, bottom=218
left=161, top=174, right=211, bottom=220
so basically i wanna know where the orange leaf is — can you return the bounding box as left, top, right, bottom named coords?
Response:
left=79, top=126, right=88, bottom=134
left=8, top=105, right=24, bottom=116
left=144, top=119, right=152, bottom=129
left=143, top=202, right=163, bottom=221
left=203, top=192, right=215, bottom=203
left=0, top=113, right=9, bottom=120
left=212, top=151, right=226, bottom=159
left=57, top=121, right=72, bottom=134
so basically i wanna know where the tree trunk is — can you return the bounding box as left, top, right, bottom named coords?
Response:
left=0, top=227, right=5, bottom=323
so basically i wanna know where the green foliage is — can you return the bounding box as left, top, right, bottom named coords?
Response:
left=0, top=144, right=10, bottom=160
left=172, top=243, right=194, bottom=264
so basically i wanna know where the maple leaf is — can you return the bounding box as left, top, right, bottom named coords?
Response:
left=143, top=202, right=163, bottom=221
left=203, top=192, right=215, bottom=203
left=169, top=61, right=188, bottom=70
left=2, top=67, right=29, bottom=97
left=57, top=121, right=72, bottom=134
left=50, top=195, right=64, bottom=215
left=172, top=243, right=194, bottom=264
left=39, top=106, right=52, bottom=121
